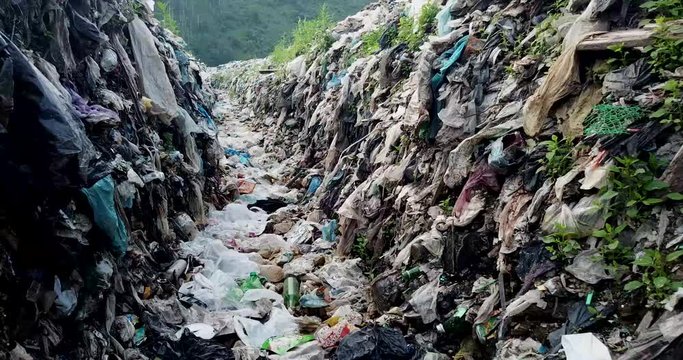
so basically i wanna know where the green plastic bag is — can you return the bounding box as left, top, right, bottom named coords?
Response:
left=240, top=272, right=263, bottom=292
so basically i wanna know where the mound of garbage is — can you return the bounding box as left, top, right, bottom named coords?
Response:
left=0, top=0, right=229, bottom=358
left=210, top=0, right=683, bottom=358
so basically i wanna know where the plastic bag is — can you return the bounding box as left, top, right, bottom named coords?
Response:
left=128, top=17, right=178, bottom=123
left=82, top=175, right=129, bottom=257
left=240, top=272, right=264, bottom=292
left=335, top=326, right=416, bottom=360
left=262, top=334, right=315, bottom=355
left=561, top=333, right=611, bottom=360
left=234, top=305, right=298, bottom=348
left=54, top=276, right=77, bottom=316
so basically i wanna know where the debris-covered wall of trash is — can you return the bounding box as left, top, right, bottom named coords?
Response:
left=214, top=0, right=683, bottom=357
left=0, top=0, right=225, bottom=357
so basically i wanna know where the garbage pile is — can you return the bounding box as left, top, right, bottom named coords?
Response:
left=0, top=0, right=227, bottom=358
left=211, top=0, right=683, bottom=358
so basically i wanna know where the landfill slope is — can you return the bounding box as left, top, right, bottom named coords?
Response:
left=211, top=0, right=683, bottom=358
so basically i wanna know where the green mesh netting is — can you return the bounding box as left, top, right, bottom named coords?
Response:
left=584, top=104, right=643, bottom=136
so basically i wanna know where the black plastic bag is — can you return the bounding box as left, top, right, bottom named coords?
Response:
left=0, top=33, right=106, bottom=190
left=336, top=326, right=417, bottom=360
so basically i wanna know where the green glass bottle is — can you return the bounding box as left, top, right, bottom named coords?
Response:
left=283, top=276, right=300, bottom=309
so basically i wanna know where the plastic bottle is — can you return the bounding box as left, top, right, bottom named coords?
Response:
left=401, top=266, right=423, bottom=282
left=283, top=276, right=300, bottom=309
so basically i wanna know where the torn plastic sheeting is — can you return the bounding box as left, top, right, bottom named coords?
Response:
left=2, top=34, right=103, bottom=189
left=234, top=305, right=298, bottom=349
left=408, top=279, right=440, bottom=324
left=81, top=175, right=129, bottom=257
left=322, top=219, right=337, bottom=242
left=316, top=259, right=367, bottom=297
left=523, top=41, right=581, bottom=137
left=69, top=88, right=120, bottom=126
left=285, top=220, right=314, bottom=245
left=326, top=71, right=347, bottom=90
left=503, top=289, right=547, bottom=321
left=436, top=0, right=458, bottom=36
left=54, top=276, right=77, bottom=316
left=617, top=311, right=683, bottom=360
left=499, top=193, right=533, bottom=254
left=566, top=249, right=613, bottom=284
left=128, top=17, right=178, bottom=123
left=270, top=340, right=325, bottom=360
left=335, top=326, right=416, bottom=360
left=542, top=195, right=605, bottom=237
left=178, top=271, right=242, bottom=311
left=225, top=148, right=252, bottom=166
left=453, top=164, right=500, bottom=218
left=175, top=323, right=216, bottom=340
left=497, top=338, right=544, bottom=360
left=561, top=333, right=611, bottom=360
left=208, top=203, right=268, bottom=236
left=487, top=132, right=526, bottom=173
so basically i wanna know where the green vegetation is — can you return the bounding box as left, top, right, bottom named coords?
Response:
left=543, top=225, right=581, bottom=262
left=352, top=234, right=371, bottom=262
left=160, top=0, right=371, bottom=66
left=527, top=13, right=561, bottom=57
left=393, top=3, right=440, bottom=51
left=605, top=43, right=639, bottom=70
left=651, top=80, right=683, bottom=130
left=439, top=198, right=454, bottom=214
left=539, top=135, right=575, bottom=179
left=360, top=28, right=384, bottom=56
left=271, top=6, right=334, bottom=64
left=593, top=223, right=632, bottom=277
left=641, top=0, right=683, bottom=18
left=645, top=20, right=683, bottom=74
left=156, top=1, right=180, bottom=34
left=625, top=249, right=683, bottom=305
left=599, top=155, right=683, bottom=221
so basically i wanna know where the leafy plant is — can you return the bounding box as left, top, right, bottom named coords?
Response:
left=645, top=19, right=683, bottom=74
left=393, top=3, right=440, bottom=51
left=352, top=235, right=370, bottom=262
left=624, top=249, right=683, bottom=306
left=270, top=5, right=334, bottom=65
left=156, top=1, right=180, bottom=35
left=641, top=0, right=683, bottom=19
left=650, top=80, right=683, bottom=130
left=543, top=225, right=582, bottom=262
left=539, top=135, right=575, bottom=179
left=599, top=155, right=683, bottom=221
left=605, top=43, right=639, bottom=70
left=360, top=28, right=384, bottom=56
left=527, top=14, right=561, bottom=57
left=439, top=197, right=454, bottom=214
left=594, top=223, right=633, bottom=277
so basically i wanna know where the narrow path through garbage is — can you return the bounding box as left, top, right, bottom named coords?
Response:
left=174, top=93, right=379, bottom=359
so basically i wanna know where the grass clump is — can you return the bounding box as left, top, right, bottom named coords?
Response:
left=393, top=2, right=440, bottom=51
left=156, top=1, right=180, bottom=35
left=271, top=5, right=334, bottom=65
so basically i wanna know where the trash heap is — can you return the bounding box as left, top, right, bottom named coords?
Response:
left=0, top=0, right=228, bottom=358
left=211, top=0, right=683, bottom=358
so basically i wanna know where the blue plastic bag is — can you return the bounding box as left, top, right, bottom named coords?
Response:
left=224, top=148, right=252, bottom=166
left=322, top=219, right=337, bottom=242
left=306, top=176, right=322, bottom=196
left=82, top=175, right=129, bottom=257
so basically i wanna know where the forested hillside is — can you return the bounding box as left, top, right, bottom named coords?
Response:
left=160, top=0, right=371, bottom=65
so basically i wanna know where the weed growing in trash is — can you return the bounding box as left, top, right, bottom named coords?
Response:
left=538, top=135, right=575, bottom=179
left=393, top=3, right=439, bottom=52
left=599, top=155, right=683, bottom=221
left=605, top=43, right=640, bottom=71
left=624, top=248, right=683, bottom=306
left=439, top=197, right=454, bottom=215
left=593, top=223, right=633, bottom=278
left=645, top=19, right=683, bottom=74
left=352, top=234, right=371, bottom=262
left=271, top=5, right=334, bottom=65
left=543, top=224, right=582, bottom=262
left=156, top=1, right=180, bottom=35
left=527, top=14, right=561, bottom=58
left=361, top=28, right=384, bottom=56
left=641, top=0, right=683, bottom=19
left=650, top=80, right=683, bottom=130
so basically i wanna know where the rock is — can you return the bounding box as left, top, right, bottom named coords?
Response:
left=273, top=220, right=295, bottom=234
left=259, top=264, right=285, bottom=283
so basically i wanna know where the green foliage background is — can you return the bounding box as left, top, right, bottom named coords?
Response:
left=159, top=0, right=371, bottom=66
